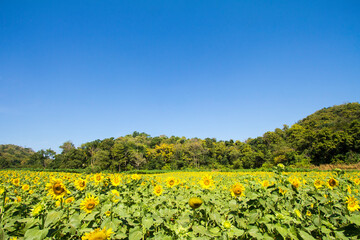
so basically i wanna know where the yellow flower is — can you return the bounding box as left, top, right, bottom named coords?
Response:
left=289, top=177, right=301, bottom=189
left=94, top=173, right=103, bottom=184
left=31, top=203, right=42, bottom=217
left=199, top=175, right=214, bottom=190
left=347, top=185, right=352, bottom=195
left=353, top=178, right=360, bottom=186
left=261, top=180, right=271, bottom=188
left=223, top=221, right=232, bottom=229
left=65, top=196, right=75, bottom=204
left=22, top=184, right=30, bottom=191
left=131, top=174, right=141, bottom=181
left=153, top=184, right=163, bottom=196
left=189, top=197, right=203, bottom=209
left=306, top=210, right=312, bottom=216
left=294, top=209, right=302, bottom=218
left=313, top=179, right=323, bottom=189
left=15, top=196, right=21, bottom=203
left=10, top=237, right=18, bottom=240
left=278, top=187, right=287, bottom=195
left=230, top=183, right=245, bottom=197
left=110, top=190, right=120, bottom=203
left=46, top=178, right=69, bottom=199
left=12, top=178, right=20, bottom=186
left=327, top=177, right=338, bottom=190
left=346, top=196, right=360, bottom=212
left=74, top=178, right=87, bottom=191
left=82, top=227, right=113, bottom=240
left=110, top=175, right=122, bottom=186
left=80, top=194, right=99, bottom=213
left=166, top=177, right=178, bottom=188
left=0, top=186, right=4, bottom=195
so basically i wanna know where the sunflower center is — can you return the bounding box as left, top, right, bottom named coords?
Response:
left=329, top=179, right=336, bottom=187
left=53, top=184, right=65, bottom=195
left=169, top=180, right=174, bottom=185
left=204, top=180, right=210, bottom=185
left=86, top=202, right=95, bottom=210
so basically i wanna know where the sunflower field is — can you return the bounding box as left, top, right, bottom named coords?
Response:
left=1, top=167, right=360, bottom=240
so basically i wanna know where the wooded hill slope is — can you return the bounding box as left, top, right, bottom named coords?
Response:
left=1, top=102, right=359, bottom=171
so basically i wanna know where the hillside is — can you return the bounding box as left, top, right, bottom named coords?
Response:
left=0, top=144, right=35, bottom=168
left=1, top=102, right=359, bottom=170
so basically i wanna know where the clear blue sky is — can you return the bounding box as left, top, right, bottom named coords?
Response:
left=1, top=0, right=359, bottom=153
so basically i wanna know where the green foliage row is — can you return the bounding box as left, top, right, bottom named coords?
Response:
left=1, top=102, right=360, bottom=172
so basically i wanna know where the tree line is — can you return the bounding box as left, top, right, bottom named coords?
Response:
left=1, top=103, right=360, bottom=171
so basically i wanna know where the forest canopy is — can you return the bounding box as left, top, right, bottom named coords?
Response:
left=1, top=102, right=360, bottom=171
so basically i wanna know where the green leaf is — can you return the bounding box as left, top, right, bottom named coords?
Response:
left=45, top=210, right=63, bottom=227
left=298, top=230, right=316, bottom=240
left=24, top=228, right=49, bottom=240
left=129, top=228, right=143, bottom=240
left=346, top=214, right=360, bottom=226
left=142, top=217, right=154, bottom=229
left=275, top=224, right=288, bottom=239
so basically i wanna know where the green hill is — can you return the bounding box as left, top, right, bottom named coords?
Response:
left=0, top=144, right=35, bottom=169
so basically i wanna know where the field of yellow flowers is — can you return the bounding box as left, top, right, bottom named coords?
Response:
left=1, top=167, right=360, bottom=240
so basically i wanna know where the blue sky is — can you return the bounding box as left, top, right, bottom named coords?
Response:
left=1, top=0, right=359, bottom=152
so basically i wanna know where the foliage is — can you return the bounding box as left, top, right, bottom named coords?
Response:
left=1, top=102, right=360, bottom=171
left=0, top=169, right=360, bottom=239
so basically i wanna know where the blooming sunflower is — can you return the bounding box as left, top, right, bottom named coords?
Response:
left=313, top=179, right=323, bottom=189
left=93, top=173, right=103, bottom=184
left=82, top=227, right=113, bottom=240
left=153, top=184, right=163, bottom=196
left=74, top=178, right=87, bottom=191
left=12, top=178, right=20, bottom=186
left=31, top=203, right=43, bottom=217
left=80, top=194, right=99, bottom=213
left=46, top=178, right=69, bottom=199
left=131, top=174, right=141, bottom=181
left=189, top=197, right=203, bottom=209
left=22, top=184, right=30, bottom=191
left=65, top=196, right=75, bottom=204
left=327, top=177, right=338, bottom=190
left=110, top=189, right=120, bottom=203
left=199, top=175, right=214, bottom=189
left=346, top=196, right=360, bottom=212
left=110, top=175, right=122, bottom=186
left=278, top=187, right=287, bottom=195
left=166, top=177, right=178, bottom=188
left=289, top=177, right=301, bottom=189
left=230, top=183, right=245, bottom=197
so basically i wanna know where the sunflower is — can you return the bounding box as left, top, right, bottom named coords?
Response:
left=110, top=175, right=122, bottom=186
left=80, top=194, right=99, bottom=213
left=153, top=184, right=163, bottom=196
left=346, top=196, right=360, bottom=212
left=261, top=180, right=272, bottom=188
left=93, top=173, right=103, bottom=184
left=189, top=197, right=203, bottom=209
left=166, top=177, right=178, bottom=188
left=131, top=174, right=141, bottom=181
left=230, top=183, right=245, bottom=197
left=0, top=186, right=4, bottom=195
left=82, top=227, right=113, bottom=240
left=65, top=196, right=75, bottom=204
left=110, top=190, right=120, bottom=203
left=353, top=178, right=360, bottom=186
left=278, top=187, right=287, bottom=195
left=31, top=203, right=43, bottom=217
left=199, top=175, right=214, bottom=189
left=327, top=177, right=338, bottom=190
left=22, top=184, right=30, bottom=191
left=12, top=178, right=20, bottom=186
left=74, top=178, right=87, bottom=191
left=313, top=179, right=323, bottom=189
left=289, top=177, right=301, bottom=189
left=46, top=178, right=69, bottom=199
